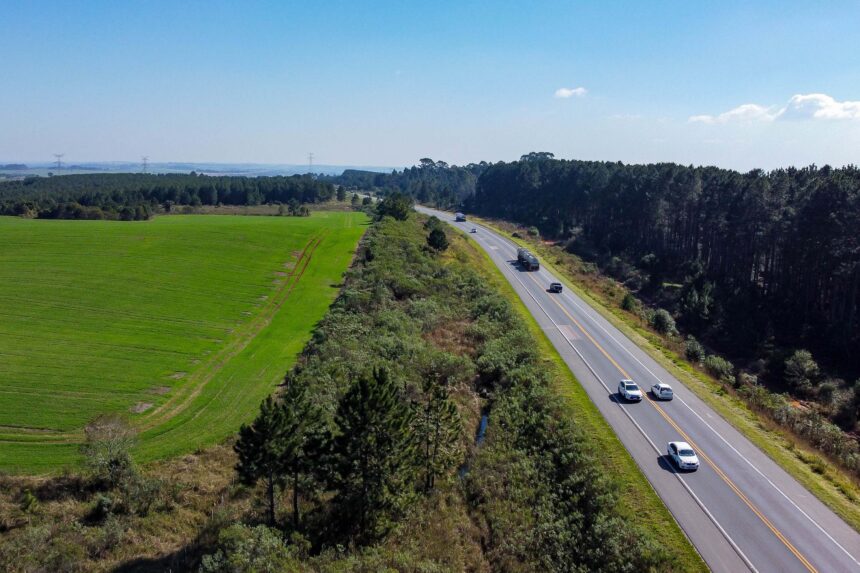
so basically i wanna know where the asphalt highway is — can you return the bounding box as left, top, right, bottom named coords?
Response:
left=417, top=205, right=860, bottom=573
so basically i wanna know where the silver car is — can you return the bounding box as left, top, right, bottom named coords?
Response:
left=651, top=383, right=674, bottom=400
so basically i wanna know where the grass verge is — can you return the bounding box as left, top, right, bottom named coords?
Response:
left=473, top=214, right=860, bottom=534
left=444, top=227, right=707, bottom=572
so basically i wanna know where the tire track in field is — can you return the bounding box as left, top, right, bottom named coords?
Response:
left=137, top=232, right=327, bottom=432
left=151, top=230, right=330, bottom=441
left=0, top=233, right=326, bottom=444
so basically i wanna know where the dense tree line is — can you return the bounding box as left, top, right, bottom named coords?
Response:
left=469, top=153, right=860, bottom=382
left=328, top=158, right=485, bottom=208
left=0, top=173, right=335, bottom=220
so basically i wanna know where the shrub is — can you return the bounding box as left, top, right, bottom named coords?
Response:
left=423, top=215, right=443, bottom=232
left=375, top=192, right=413, bottom=221
left=427, top=228, right=449, bottom=252
left=736, top=371, right=758, bottom=388
left=620, top=292, right=637, bottom=312
left=89, top=494, right=115, bottom=522
left=704, top=355, right=734, bottom=384
left=119, top=472, right=165, bottom=516
left=80, top=414, right=137, bottom=488
left=785, top=350, right=820, bottom=396
left=526, top=226, right=540, bottom=237
left=199, top=524, right=298, bottom=573
left=650, top=308, right=677, bottom=336
left=684, top=336, right=705, bottom=363
left=89, top=514, right=125, bottom=558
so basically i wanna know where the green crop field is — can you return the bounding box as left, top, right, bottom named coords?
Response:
left=0, top=212, right=367, bottom=473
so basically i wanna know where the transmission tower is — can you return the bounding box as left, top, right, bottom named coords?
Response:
left=142, top=156, right=149, bottom=173
left=53, top=153, right=64, bottom=170
left=308, top=152, right=314, bottom=173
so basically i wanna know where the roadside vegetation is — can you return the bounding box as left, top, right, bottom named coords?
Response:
left=0, top=212, right=366, bottom=471
left=0, top=201, right=698, bottom=571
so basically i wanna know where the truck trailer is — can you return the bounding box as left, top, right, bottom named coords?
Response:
left=517, top=247, right=540, bottom=271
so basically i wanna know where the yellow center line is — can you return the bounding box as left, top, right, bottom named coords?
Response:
left=524, top=272, right=818, bottom=573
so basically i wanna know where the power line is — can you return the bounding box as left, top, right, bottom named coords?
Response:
left=53, top=153, right=64, bottom=170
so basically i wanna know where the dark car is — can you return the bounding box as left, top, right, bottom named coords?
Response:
left=549, top=282, right=563, bottom=293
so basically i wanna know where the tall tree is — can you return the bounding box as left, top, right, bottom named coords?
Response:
left=277, top=379, right=325, bottom=530
left=234, top=397, right=287, bottom=526
left=329, top=368, right=419, bottom=543
left=414, top=376, right=461, bottom=492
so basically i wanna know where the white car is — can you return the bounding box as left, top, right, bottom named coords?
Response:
left=651, top=383, right=674, bottom=400
left=668, top=441, right=700, bottom=471
left=617, top=379, right=642, bottom=401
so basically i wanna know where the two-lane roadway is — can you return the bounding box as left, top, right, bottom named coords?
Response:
left=417, top=205, right=860, bottom=573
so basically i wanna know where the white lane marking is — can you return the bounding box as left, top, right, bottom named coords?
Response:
left=466, top=220, right=756, bottom=573
left=556, top=289, right=860, bottom=567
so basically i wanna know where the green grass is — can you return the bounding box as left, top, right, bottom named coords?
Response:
left=444, top=227, right=707, bottom=572
left=0, top=213, right=367, bottom=472
left=474, top=215, right=860, bottom=534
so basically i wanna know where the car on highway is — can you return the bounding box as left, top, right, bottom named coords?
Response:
left=548, top=282, right=563, bottom=293
left=667, top=441, right=700, bottom=471
left=617, top=379, right=642, bottom=401
left=651, top=382, right=674, bottom=400
left=470, top=228, right=477, bottom=233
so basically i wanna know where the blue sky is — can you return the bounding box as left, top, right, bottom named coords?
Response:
left=2, top=0, right=859, bottom=170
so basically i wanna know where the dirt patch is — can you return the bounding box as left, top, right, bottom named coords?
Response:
left=169, top=372, right=187, bottom=380
left=275, top=271, right=287, bottom=277
left=150, top=386, right=172, bottom=395
left=130, top=402, right=154, bottom=414
left=424, top=320, right=476, bottom=356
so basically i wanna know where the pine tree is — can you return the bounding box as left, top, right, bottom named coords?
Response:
left=278, top=379, right=324, bottom=530
left=234, top=397, right=287, bottom=526
left=415, top=377, right=461, bottom=492
left=330, top=368, right=419, bottom=543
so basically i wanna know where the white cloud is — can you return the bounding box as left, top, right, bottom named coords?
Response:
left=554, top=86, right=587, bottom=98
left=690, top=93, right=860, bottom=124
left=689, top=103, right=776, bottom=124
left=778, top=93, right=860, bottom=120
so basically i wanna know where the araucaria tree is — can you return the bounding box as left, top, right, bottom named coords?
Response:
left=330, top=368, right=419, bottom=543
